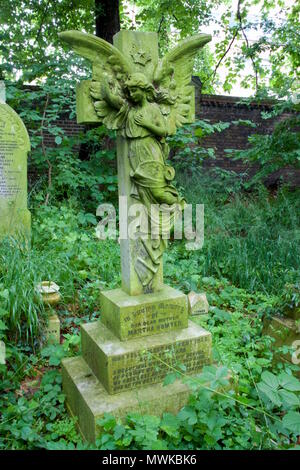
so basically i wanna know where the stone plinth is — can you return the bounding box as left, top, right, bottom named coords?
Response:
left=37, top=281, right=61, bottom=306
left=81, top=320, right=211, bottom=394
left=61, top=284, right=212, bottom=442
left=62, top=355, right=201, bottom=443
left=46, top=313, right=61, bottom=344
left=100, top=285, right=188, bottom=340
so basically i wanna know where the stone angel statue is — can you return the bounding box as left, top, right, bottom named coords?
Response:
left=59, top=30, right=211, bottom=292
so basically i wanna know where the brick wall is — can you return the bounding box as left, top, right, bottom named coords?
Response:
left=28, top=81, right=300, bottom=187
left=43, top=119, right=85, bottom=148
left=193, top=78, right=300, bottom=186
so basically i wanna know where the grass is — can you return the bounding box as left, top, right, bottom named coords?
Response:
left=172, top=171, right=300, bottom=294
left=0, top=237, right=47, bottom=344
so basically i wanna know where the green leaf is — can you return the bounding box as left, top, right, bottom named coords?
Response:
left=160, top=413, right=179, bottom=437
left=278, top=372, right=300, bottom=392
left=278, top=390, right=299, bottom=407
left=282, top=411, right=300, bottom=434
left=21, top=426, right=34, bottom=441
left=194, top=128, right=204, bottom=138
left=0, top=290, right=9, bottom=300
left=114, top=424, right=126, bottom=440
left=212, top=307, right=231, bottom=322
left=163, top=372, right=177, bottom=386
left=257, top=382, right=281, bottom=406
left=98, top=413, right=116, bottom=431
left=55, top=136, right=62, bottom=145
left=261, top=371, right=279, bottom=390
left=178, top=363, right=187, bottom=372
left=216, top=366, right=229, bottom=381
left=177, top=406, right=197, bottom=425
left=0, top=320, right=7, bottom=330
left=150, top=439, right=168, bottom=450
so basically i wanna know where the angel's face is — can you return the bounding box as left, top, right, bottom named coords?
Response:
left=128, top=85, right=144, bottom=103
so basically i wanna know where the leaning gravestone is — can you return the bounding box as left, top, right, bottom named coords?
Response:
left=60, top=29, right=212, bottom=443
left=0, top=81, right=31, bottom=239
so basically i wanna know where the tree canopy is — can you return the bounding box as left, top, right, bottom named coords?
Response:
left=0, top=0, right=298, bottom=99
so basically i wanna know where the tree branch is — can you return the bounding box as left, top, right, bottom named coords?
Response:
left=34, top=1, right=50, bottom=46
left=237, top=0, right=259, bottom=91
left=210, top=30, right=238, bottom=85
left=157, top=15, right=165, bottom=34
left=205, top=0, right=243, bottom=88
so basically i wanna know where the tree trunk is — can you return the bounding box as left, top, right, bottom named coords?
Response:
left=95, top=0, right=120, bottom=43
left=78, top=2, right=120, bottom=161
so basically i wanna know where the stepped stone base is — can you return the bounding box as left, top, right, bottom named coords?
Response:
left=62, top=355, right=202, bottom=443
left=100, top=285, right=188, bottom=340
left=81, top=320, right=211, bottom=394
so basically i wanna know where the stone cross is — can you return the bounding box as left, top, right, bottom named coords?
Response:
left=60, top=30, right=213, bottom=441
left=0, top=81, right=31, bottom=239
left=60, top=30, right=211, bottom=296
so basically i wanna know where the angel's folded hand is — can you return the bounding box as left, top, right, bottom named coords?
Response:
left=134, top=112, right=146, bottom=126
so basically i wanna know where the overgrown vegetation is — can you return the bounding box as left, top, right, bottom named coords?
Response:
left=1, top=170, right=300, bottom=449
left=0, top=0, right=299, bottom=452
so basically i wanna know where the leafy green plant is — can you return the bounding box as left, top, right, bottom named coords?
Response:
left=226, top=113, right=300, bottom=187
left=168, top=119, right=231, bottom=175
left=93, top=363, right=300, bottom=450
left=166, top=173, right=300, bottom=294
left=275, top=282, right=300, bottom=317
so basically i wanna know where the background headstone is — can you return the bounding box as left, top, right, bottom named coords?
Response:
left=0, top=81, right=31, bottom=239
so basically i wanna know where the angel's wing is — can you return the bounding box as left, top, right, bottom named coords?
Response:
left=59, top=31, right=135, bottom=129
left=154, top=34, right=211, bottom=135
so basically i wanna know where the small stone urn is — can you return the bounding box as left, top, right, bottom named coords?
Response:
left=36, top=281, right=61, bottom=344
left=36, top=281, right=61, bottom=307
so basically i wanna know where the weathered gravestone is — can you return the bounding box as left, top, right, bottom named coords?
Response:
left=0, top=81, right=31, bottom=239
left=59, top=29, right=212, bottom=442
